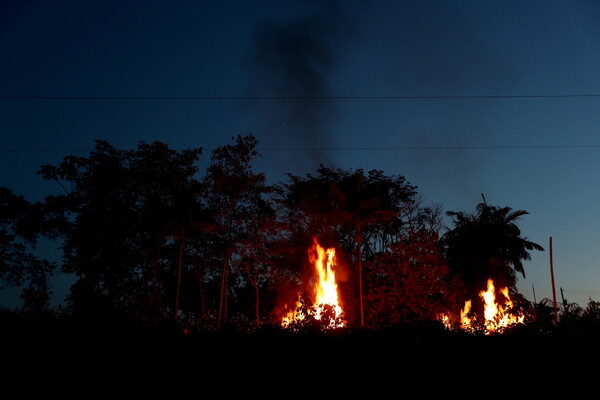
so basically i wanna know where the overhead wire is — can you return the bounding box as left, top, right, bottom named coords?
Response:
left=2, top=94, right=600, bottom=100
left=2, top=93, right=600, bottom=153
left=2, top=144, right=600, bottom=153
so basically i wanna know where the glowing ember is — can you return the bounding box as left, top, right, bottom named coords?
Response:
left=441, top=278, right=524, bottom=334
left=281, top=237, right=345, bottom=329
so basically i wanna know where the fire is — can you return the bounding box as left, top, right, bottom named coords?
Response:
left=281, top=237, right=345, bottom=330
left=441, top=278, right=524, bottom=334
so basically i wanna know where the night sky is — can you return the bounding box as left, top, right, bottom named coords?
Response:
left=2, top=0, right=600, bottom=308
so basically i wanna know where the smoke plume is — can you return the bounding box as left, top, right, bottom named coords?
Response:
left=244, top=1, right=350, bottom=172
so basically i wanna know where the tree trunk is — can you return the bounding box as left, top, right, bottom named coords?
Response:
left=223, top=266, right=228, bottom=319
left=251, top=253, right=260, bottom=326
left=174, top=236, right=184, bottom=321
left=149, top=245, right=164, bottom=317
left=356, top=225, right=364, bottom=327
left=148, top=233, right=172, bottom=319
left=217, top=256, right=229, bottom=328
left=194, top=259, right=206, bottom=321
left=255, top=279, right=260, bottom=326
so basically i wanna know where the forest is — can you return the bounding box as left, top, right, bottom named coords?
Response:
left=2, top=134, right=599, bottom=341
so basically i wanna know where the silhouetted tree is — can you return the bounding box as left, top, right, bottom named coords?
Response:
left=365, top=230, right=463, bottom=328
left=578, top=299, right=600, bottom=335
left=441, top=201, right=543, bottom=318
left=237, top=211, right=285, bottom=327
left=277, top=167, right=421, bottom=327
left=0, top=187, right=55, bottom=313
left=134, top=141, right=203, bottom=319
left=202, top=134, right=273, bottom=328
left=39, top=140, right=202, bottom=322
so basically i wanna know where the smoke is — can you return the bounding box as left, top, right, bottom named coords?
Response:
left=243, top=0, right=352, bottom=172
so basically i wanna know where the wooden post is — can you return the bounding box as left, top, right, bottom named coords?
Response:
left=549, top=237, right=558, bottom=324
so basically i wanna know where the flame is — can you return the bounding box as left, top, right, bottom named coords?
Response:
left=281, top=237, right=345, bottom=329
left=441, top=278, right=524, bottom=334
left=460, top=299, right=473, bottom=328
left=281, top=299, right=304, bottom=326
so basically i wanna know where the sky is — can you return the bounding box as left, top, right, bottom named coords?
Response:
left=1, top=0, right=600, bottom=309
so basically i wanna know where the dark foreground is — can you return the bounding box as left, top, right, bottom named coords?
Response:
left=4, top=312, right=598, bottom=360
left=3, top=313, right=599, bottom=393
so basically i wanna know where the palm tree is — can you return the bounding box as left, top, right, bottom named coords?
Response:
left=441, top=201, right=544, bottom=316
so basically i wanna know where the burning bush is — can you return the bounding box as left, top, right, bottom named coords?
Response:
left=440, top=278, right=526, bottom=335
left=281, top=237, right=346, bottom=331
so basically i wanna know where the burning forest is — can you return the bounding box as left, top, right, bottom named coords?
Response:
left=2, top=135, right=600, bottom=340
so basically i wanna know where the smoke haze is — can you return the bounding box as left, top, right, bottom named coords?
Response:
left=244, top=0, right=352, bottom=172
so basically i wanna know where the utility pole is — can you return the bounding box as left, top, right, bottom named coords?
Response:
left=549, top=236, right=558, bottom=324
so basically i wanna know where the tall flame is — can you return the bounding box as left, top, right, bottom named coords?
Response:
left=441, top=278, right=524, bottom=334
left=282, top=237, right=345, bottom=329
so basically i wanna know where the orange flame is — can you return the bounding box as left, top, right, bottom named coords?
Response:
left=281, top=237, right=345, bottom=329
left=441, top=278, right=524, bottom=334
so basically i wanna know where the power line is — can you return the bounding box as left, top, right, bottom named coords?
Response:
left=0, top=149, right=92, bottom=152
left=2, top=144, right=600, bottom=153
left=257, top=144, right=600, bottom=151
left=2, top=94, right=600, bottom=100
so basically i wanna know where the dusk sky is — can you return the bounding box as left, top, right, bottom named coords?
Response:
left=2, top=0, right=600, bottom=308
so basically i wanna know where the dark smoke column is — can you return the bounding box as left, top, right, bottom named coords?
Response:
left=244, top=1, right=350, bottom=172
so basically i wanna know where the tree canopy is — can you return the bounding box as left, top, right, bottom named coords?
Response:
left=0, top=135, right=547, bottom=333
left=0, top=187, right=55, bottom=314
left=441, top=201, right=544, bottom=316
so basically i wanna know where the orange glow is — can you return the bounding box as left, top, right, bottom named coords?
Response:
left=281, top=237, right=345, bottom=329
left=460, top=299, right=473, bottom=328
left=441, top=278, right=524, bottom=334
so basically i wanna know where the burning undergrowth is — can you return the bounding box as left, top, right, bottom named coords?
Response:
left=276, top=237, right=528, bottom=336
left=439, top=279, right=526, bottom=335
left=280, top=237, right=346, bottom=332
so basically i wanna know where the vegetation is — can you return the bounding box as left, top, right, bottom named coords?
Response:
left=441, top=201, right=545, bottom=318
left=2, top=134, right=598, bottom=338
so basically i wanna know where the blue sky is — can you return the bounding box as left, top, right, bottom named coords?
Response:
left=2, top=0, right=600, bottom=308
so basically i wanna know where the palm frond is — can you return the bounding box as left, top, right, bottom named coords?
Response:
left=506, top=209, right=529, bottom=221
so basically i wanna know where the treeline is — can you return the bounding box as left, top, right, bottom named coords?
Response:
left=3, top=133, right=597, bottom=335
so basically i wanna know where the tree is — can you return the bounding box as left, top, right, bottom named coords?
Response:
left=0, top=187, right=55, bottom=314
left=441, top=201, right=544, bottom=318
left=128, top=141, right=203, bottom=321
left=202, top=134, right=274, bottom=328
left=237, top=213, right=283, bottom=326
left=365, top=230, right=463, bottom=328
left=39, top=140, right=202, bottom=322
left=277, top=166, right=420, bottom=327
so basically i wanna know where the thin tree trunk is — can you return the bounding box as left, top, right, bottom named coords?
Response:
left=174, top=236, right=184, bottom=321
left=255, top=279, right=260, bottom=325
left=223, top=266, right=228, bottom=320
left=150, top=271, right=157, bottom=312
left=150, top=229, right=174, bottom=319
left=194, top=259, right=206, bottom=320
left=217, top=256, right=229, bottom=328
left=251, top=252, right=260, bottom=326
left=149, top=245, right=163, bottom=317
left=357, top=225, right=364, bottom=327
